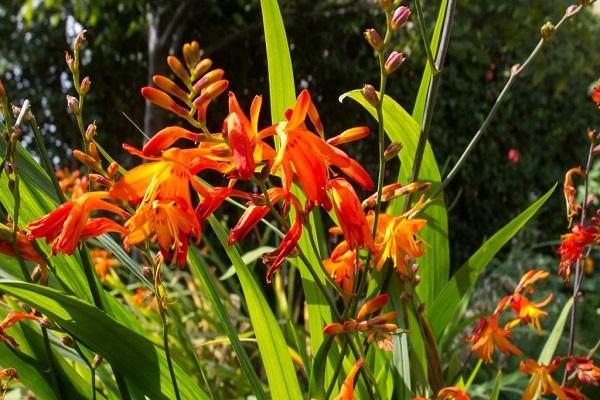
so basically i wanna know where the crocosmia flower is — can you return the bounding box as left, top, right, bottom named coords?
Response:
left=466, top=315, right=522, bottom=362
left=27, top=191, right=128, bottom=255
left=556, top=223, right=598, bottom=284
left=271, top=89, right=373, bottom=210
left=520, top=358, right=567, bottom=400
left=335, top=358, right=363, bottom=400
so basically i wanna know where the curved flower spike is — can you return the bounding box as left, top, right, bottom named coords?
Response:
left=27, top=191, right=127, bottom=255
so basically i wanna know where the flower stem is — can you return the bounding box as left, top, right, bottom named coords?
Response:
left=324, top=337, right=349, bottom=400
left=562, top=138, right=596, bottom=384
left=159, top=305, right=181, bottom=400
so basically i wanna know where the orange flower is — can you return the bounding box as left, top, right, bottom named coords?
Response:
left=110, top=147, right=226, bottom=207
left=520, top=358, right=567, bottom=400
left=271, top=90, right=373, bottom=210
left=0, top=224, right=45, bottom=265
left=263, top=210, right=303, bottom=282
left=124, top=197, right=200, bottom=267
left=375, top=213, right=427, bottom=273
left=0, top=311, right=42, bottom=347
left=466, top=315, right=522, bottom=362
left=224, top=92, right=275, bottom=180
left=504, top=292, right=553, bottom=333
left=90, top=248, right=119, bottom=282
left=27, top=191, right=128, bottom=255
left=556, top=223, right=598, bottom=284
left=437, top=387, right=470, bottom=400
left=592, top=82, right=600, bottom=108
left=323, top=242, right=357, bottom=295
left=328, top=178, right=376, bottom=252
left=335, top=358, right=363, bottom=400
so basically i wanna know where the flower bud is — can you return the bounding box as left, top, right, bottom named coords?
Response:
left=391, top=6, right=411, bottom=30
left=183, top=41, right=201, bottom=70
left=73, top=30, right=87, bottom=52
left=79, top=77, right=91, bottom=96
left=73, top=149, right=99, bottom=168
left=361, top=84, right=379, bottom=107
left=143, top=267, right=153, bottom=280
left=566, top=4, right=579, bottom=16
left=384, top=51, right=406, bottom=74
left=107, top=161, right=120, bottom=179
left=167, top=55, right=190, bottom=85
left=364, top=28, right=384, bottom=51
left=192, top=59, right=214, bottom=81
left=65, top=51, right=75, bottom=72
left=193, top=80, right=229, bottom=109
left=88, top=142, right=100, bottom=163
left=327, top=126, right=370, bottom=146
left=192, top=68, right=224, bottom=93
left=384, top=142, right=403, bottom=161
left=141, top=87, right=189, bottom=119
left=540, top=21, right=555, bottom=40
left=89, top=173, right=111, bottom=187
left=66, top=95, right=80, bottom=115
left=85, top=123, right=96, bottom=141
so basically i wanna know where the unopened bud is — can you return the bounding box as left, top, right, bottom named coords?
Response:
left=378, top=0, right=393, bottom=11
left=364, top=29, right=384, bottom=51
left=327, top=126, right=370, bottom=146
left=384, top=142, right=403, bottom=161
left=141, top=87, right=189, bottom=119
left=88, top=142, right=100, bottom=162
left=193, top=80, right=229, bottom=109
left=566, top=5, right=579, bottom=17
left=391, top=6, right=411, bottom=30
left=65, top=51, right=75, bottom=72
left=167, top=55, right=190, bottom=85
left=89, top=174, right=111, bottom=187
left=192, top=59, right=214, bottom=81
left=192, top=68, right=224, bottom=93
left=411, top=263, right=420, bottom=274
left=80, top=77, right=91, bottom=96
left=61, top=335, right=74, bottom=348
left=39, top=317, right=52, bottom=328
left=540, top=22, right=555, bottom=40
left=361, top=84, right=379, bottom=107
left=73, top=30, right=87, bottom=51
left=66, top=95, right=80, bottom=115
left=92, top=354, right=103, bottom=369
left=412, top=275, right=421, bottom=286
left=85, top=123, right=96, bottom=141
left=107, top=161, right=119, bottom=178
left=73, top=149, right=99, bottom=168
left=587, top=128, right=598, bottom=143
left=183, top=41, right=201, bottom=70
left=384, top=51, right=406, bottom=74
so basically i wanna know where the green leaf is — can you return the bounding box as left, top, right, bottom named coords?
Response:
left=208, top=216, right=303, bottom=400
left=538, top=297, right=574, bottom=364
left=0, top=280, right=208, bottom=400
left=412, top=0, right=449, bottom=123
left=339, top=90, right=449, bottom=306
left=427, top=184, right=556, bottom=340
left=259, top=0, right=295, bottom=122
left=188, top=247, right=267, bottom=399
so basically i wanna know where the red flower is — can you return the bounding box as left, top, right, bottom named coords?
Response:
left=556, top=223, right=598, bottom=284
left=466, top=315, right=522, bottom=362
left=328, top=178, right=376, bottom=252
left=592, top=82, right=600, bottom=108
left=27, top=191, right=128, bottom=255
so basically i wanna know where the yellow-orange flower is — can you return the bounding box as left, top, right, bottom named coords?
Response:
left=374, top=212, right=427, bottom=273
left=27, top=191, right=128, bottom=255
left=466, top=315, right=522, bottom=362
left=335, top=358, right=363, bottom=400
left=110, top=147, right=225, bottom=206
left=520, top=358, right=567, bottom=400
left=271, top=89, right=373, bottom=210
left=437, top=387, right=470, bottom=400
left=323, top=241, right=357, bottom=296
left=124, top=197, right=200, bottom=267
left=504, top=292, right=553, bottom=333
left=556, top=223, right=598, bottom=284
left=90, top=248, right=119, bottom=281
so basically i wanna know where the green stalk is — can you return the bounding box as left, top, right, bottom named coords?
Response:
left=159, top=303, right=181, bottom=400
left=324, top=337, right=348, bottom=400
